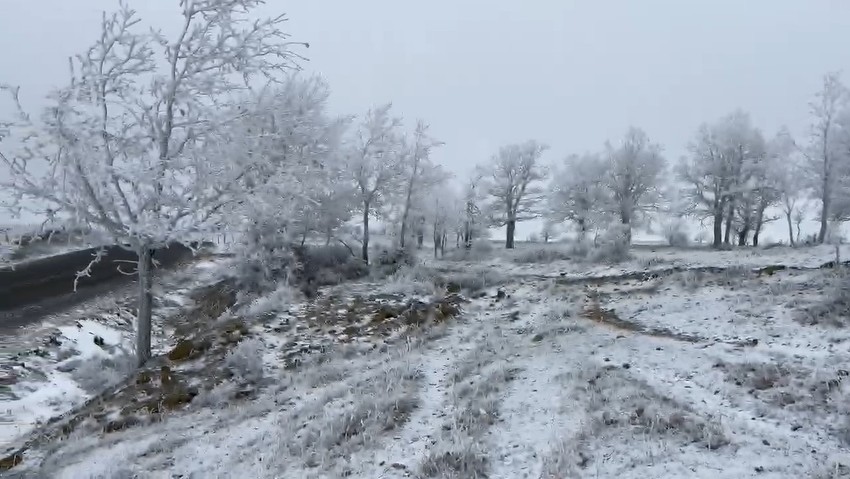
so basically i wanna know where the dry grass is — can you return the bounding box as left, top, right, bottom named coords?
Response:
left=418, top=334, right=520, bottom=479
left=541, top=364, right=730, bottom=477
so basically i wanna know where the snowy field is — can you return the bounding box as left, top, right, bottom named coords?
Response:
left=4, top=243, right=850, bottom=478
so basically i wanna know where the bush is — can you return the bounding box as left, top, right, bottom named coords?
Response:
left=69, top=350, right=135, bottom=395
left=588, top=225, right=631, bottom=263
left=233, top=221, right=298, bottom=295
left=225, top=337, right=265, bottom=384
left=291, top=244, right=370, bottom=295
left=663, top=220, right=690, bottom=247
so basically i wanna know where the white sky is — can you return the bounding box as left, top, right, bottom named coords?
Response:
left=2, top=0, right=850, bottom=240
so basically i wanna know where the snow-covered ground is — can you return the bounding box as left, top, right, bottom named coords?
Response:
left=5, top=243, right=850, bottom=478
left=0, top=256, right=230, bottom=458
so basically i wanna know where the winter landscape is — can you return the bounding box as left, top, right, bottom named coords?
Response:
left=3, top=1, right=850, bottom=478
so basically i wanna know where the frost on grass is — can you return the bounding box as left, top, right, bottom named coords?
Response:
left=512, top=245, right=574, bottom=264
left=419, top=337, right=520, bottom=479
left=541, top=365, right=729, bottom=477
left=719, top=358, right=850, bottom=442
left=797, top=269, right=850, bottom=327
left=224, top=337, right=266, bottom=384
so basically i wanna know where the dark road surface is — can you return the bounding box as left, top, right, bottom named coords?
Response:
left=0, top=244, right=195, bottom=334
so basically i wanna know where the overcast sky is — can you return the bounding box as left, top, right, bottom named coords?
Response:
left=3, top=0, right=850, bottom=238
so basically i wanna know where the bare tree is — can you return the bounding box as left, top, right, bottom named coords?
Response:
left=346, top=103, right=405, bottom=263
left=0, top=1, right=306, bottom=366
left=603, top=127, right=666, bottom=243
left=479, top=140, right=549, bottom=249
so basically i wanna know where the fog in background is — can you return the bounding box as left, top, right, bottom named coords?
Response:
left=3, top=0, right=850, bottom=241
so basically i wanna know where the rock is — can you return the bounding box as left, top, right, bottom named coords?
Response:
left=622, top=363, right=631, bottom=370
left=93, top=336, right=105, bottom=347
left=496, top=289, right=506, bottom=300
left=136, top=371, right=152, bottom=385
left=167, top=339, right=197, bottom=362
left=161, top=389, right=196, bottom=410
left=531, top=333, right=545, bottom=343
left=391, top=463, right=407, bottom=470
left=0, top=452, right=23, bottom=471
left=762, top=439, right=770, bottom=446
left=160, top=366, right=173, bottom=385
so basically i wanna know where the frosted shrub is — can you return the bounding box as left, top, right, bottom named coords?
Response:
left=225, top=337, right=266, bottom=384
left=663, top=219, right=690, bottom=247
left=588, top=224, right=631, bottom=263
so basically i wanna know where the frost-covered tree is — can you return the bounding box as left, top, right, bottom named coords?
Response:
left=679, top=112, right=764, bottom=248
left=398, top=120, right=444, bottom=249
left=548, top=153, right=609, bottom=241
left=766, top=128, right=805, bottom=246
left=345, top=103, right=406, bottom=263
left=424, top=183, right=458, bottom=258
left=0, top=1, right=306, bottom=366
left=603, top=127, right=666, bottom=243
left=479, top=140, right=549, bottom=249
left=460, top=174, right=484, bottom=248
left=806, top=73, right=850, bottom=243
left=230, top=76, right=352, bottom=292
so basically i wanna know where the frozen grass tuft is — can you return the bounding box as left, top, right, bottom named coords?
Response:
left=66, top=349, right=135, bottom=395
left=224, top=337, right=265, bottom=384
left=380, top=264, right=442, bottom=296
left=420, top=438, right=489, bottom=478
left=541, top=364, right=730, bottom=475
left=797, top=269, right=850, bottom=327
left=276, top=360, right=423, bottom=471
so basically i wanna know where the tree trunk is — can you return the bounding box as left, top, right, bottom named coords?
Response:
left=819, top=195, right=830, bottom=244
left=433, top=224, right=439, bottom=259
left=577, top=218, right=587, bottom=243
left=712, top=208, right=723, bottom=248
left=724, top=200, right=735, bottom=246
left=301, top=233, right=307, bottom=247
left=441, top=232, right=447, bottom=256
left=506, top=219, right=516, bottom=249
left=737, top=227, right=749, bottom=247
left=136, top=247, right=154, bottom=368
left=362, top=205, right=370, bottom=263
left=622, top=216, right=632, bottom=245
left=325, top=229, right=332, bottom=246
left=417, top=229, right=424, bottom=249
left=399, top=219, right=408, bottom=250
left=786, top=212, right=795, bottom=246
